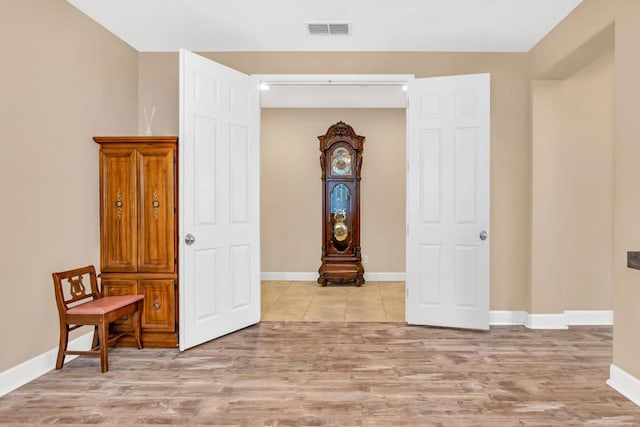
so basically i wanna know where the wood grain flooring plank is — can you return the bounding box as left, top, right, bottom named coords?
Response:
left=1, top=323, right=639, bottom=426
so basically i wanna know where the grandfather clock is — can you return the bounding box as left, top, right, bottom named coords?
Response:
left=317, top=121, right=365, bottom=286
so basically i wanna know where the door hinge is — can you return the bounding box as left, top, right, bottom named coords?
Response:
left=406, top=224, right=409, bottom=235
left=407, top=162, right=410, bottom=173
left=406, top=287, right=409, bottom=299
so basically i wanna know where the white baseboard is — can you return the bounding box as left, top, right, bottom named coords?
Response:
left=489, top=310, right=528, bottom=325
left=0, top=332, right=93, bottom=397
left=608, top=364, right=640, bottom=407
left=524, top=310, right=614, bottom=329
left=490, top=311, right=613, bottom=328
left=260, top=272, right=406, bottom=282
left=565, top=310, right=613, bottom=325
left=364, top=272, right=406, bottom=281
left=525, top=313, right=569, bottom=329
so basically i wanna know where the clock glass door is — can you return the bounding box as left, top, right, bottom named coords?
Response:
left=330, top=183, right=351, bottom=251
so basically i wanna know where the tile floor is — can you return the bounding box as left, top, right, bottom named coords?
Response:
left=261, top=281, right=405, bottom=322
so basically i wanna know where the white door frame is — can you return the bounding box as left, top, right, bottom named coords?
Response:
left=254, top=73, right=415, bottom=285
left=253, top=74, right=415, bottom=109
left=254, top=74, right=414, bottom=84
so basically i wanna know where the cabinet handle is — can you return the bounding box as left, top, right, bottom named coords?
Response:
left=152, top=189, right=160, bottom=220
left=115, top=188, right=123, bottom=220
left=152, top=299, right=161, bottom=312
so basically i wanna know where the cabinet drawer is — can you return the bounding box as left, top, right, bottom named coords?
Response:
left=138, top=279, right=175, bottom=332
left=101, top=279, right=138, bottom=330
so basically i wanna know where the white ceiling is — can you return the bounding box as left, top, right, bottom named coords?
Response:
left=65, top=0, right=583, bottom=53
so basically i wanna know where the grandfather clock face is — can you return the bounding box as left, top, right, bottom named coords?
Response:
left=330, top=147, right=352, bottom=177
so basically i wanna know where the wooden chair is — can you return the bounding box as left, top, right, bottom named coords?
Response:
left=52, top=265, right=144, bottom=373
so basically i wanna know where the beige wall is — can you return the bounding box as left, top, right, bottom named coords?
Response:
left=0, top=0, right=138, bottom=372
left=562, top=53, right=614, bottom=310
left=530, top=53, right=614, bottom=314
left=531, top=81, right=566, bottom=314
left=261, top=109, right=406, bottom=273
left=531, top=0, right=640, bottom=379
left=138, top=51, right=532, bottom=310
left=138, top=54, right=178, bottom=137
left=7, top=0, right=636, bottom=387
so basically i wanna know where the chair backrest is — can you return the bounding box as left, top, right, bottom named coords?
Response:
left=52, top=265, right=101, bottom=316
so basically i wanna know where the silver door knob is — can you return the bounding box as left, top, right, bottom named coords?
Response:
left=185, top=234, right=196, bottom=245
left=479, top=230, right=488, bottom=241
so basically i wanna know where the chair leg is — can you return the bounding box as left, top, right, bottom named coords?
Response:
left=98, top=318, right=109, bottom=373
left=55, top=324, right=69, bottom=370
left=92, top=325, right=99, bottom=350
left=134, top=303, right=143, bottom=350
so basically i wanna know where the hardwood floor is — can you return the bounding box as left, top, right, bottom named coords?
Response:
left=1, top=323, right=639, bottom=425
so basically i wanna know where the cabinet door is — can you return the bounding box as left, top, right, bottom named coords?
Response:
left=138, top=279, right=176, bottom=332
left=100, top=148, right=137, bottom=272
left=101, top=279, right=137, bottom=330
left=137, top=147, right=175, bottom=273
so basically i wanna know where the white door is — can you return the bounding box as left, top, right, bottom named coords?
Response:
left=179, top=50, right=261, bottom=350
left=406, top=73, right=490, bottom=330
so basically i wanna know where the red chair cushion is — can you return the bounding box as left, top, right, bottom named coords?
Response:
left=67, top=295, right=144, bottom=315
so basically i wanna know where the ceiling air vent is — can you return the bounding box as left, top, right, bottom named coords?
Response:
left=306, top=22, right=351, bottom=36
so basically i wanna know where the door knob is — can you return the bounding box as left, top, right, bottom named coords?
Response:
left=185, top=233, right=196, bottom=245
left=479, top=230, right=488, bottom=241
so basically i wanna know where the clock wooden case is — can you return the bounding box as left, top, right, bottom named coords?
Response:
left=94, top=136, right=178, bottom=347
left=317, top=122, right=365, bottom=286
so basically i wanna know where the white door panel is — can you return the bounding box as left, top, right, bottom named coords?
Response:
left=406, top=73, right=490, bottom=330
left=179, top=49, right=260, bottom=350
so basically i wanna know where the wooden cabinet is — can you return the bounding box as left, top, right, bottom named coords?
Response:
left=94, top=136, right=178, bottom=347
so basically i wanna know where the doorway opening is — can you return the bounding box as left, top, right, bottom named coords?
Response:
left=256, top=75, right=411, bottom=323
